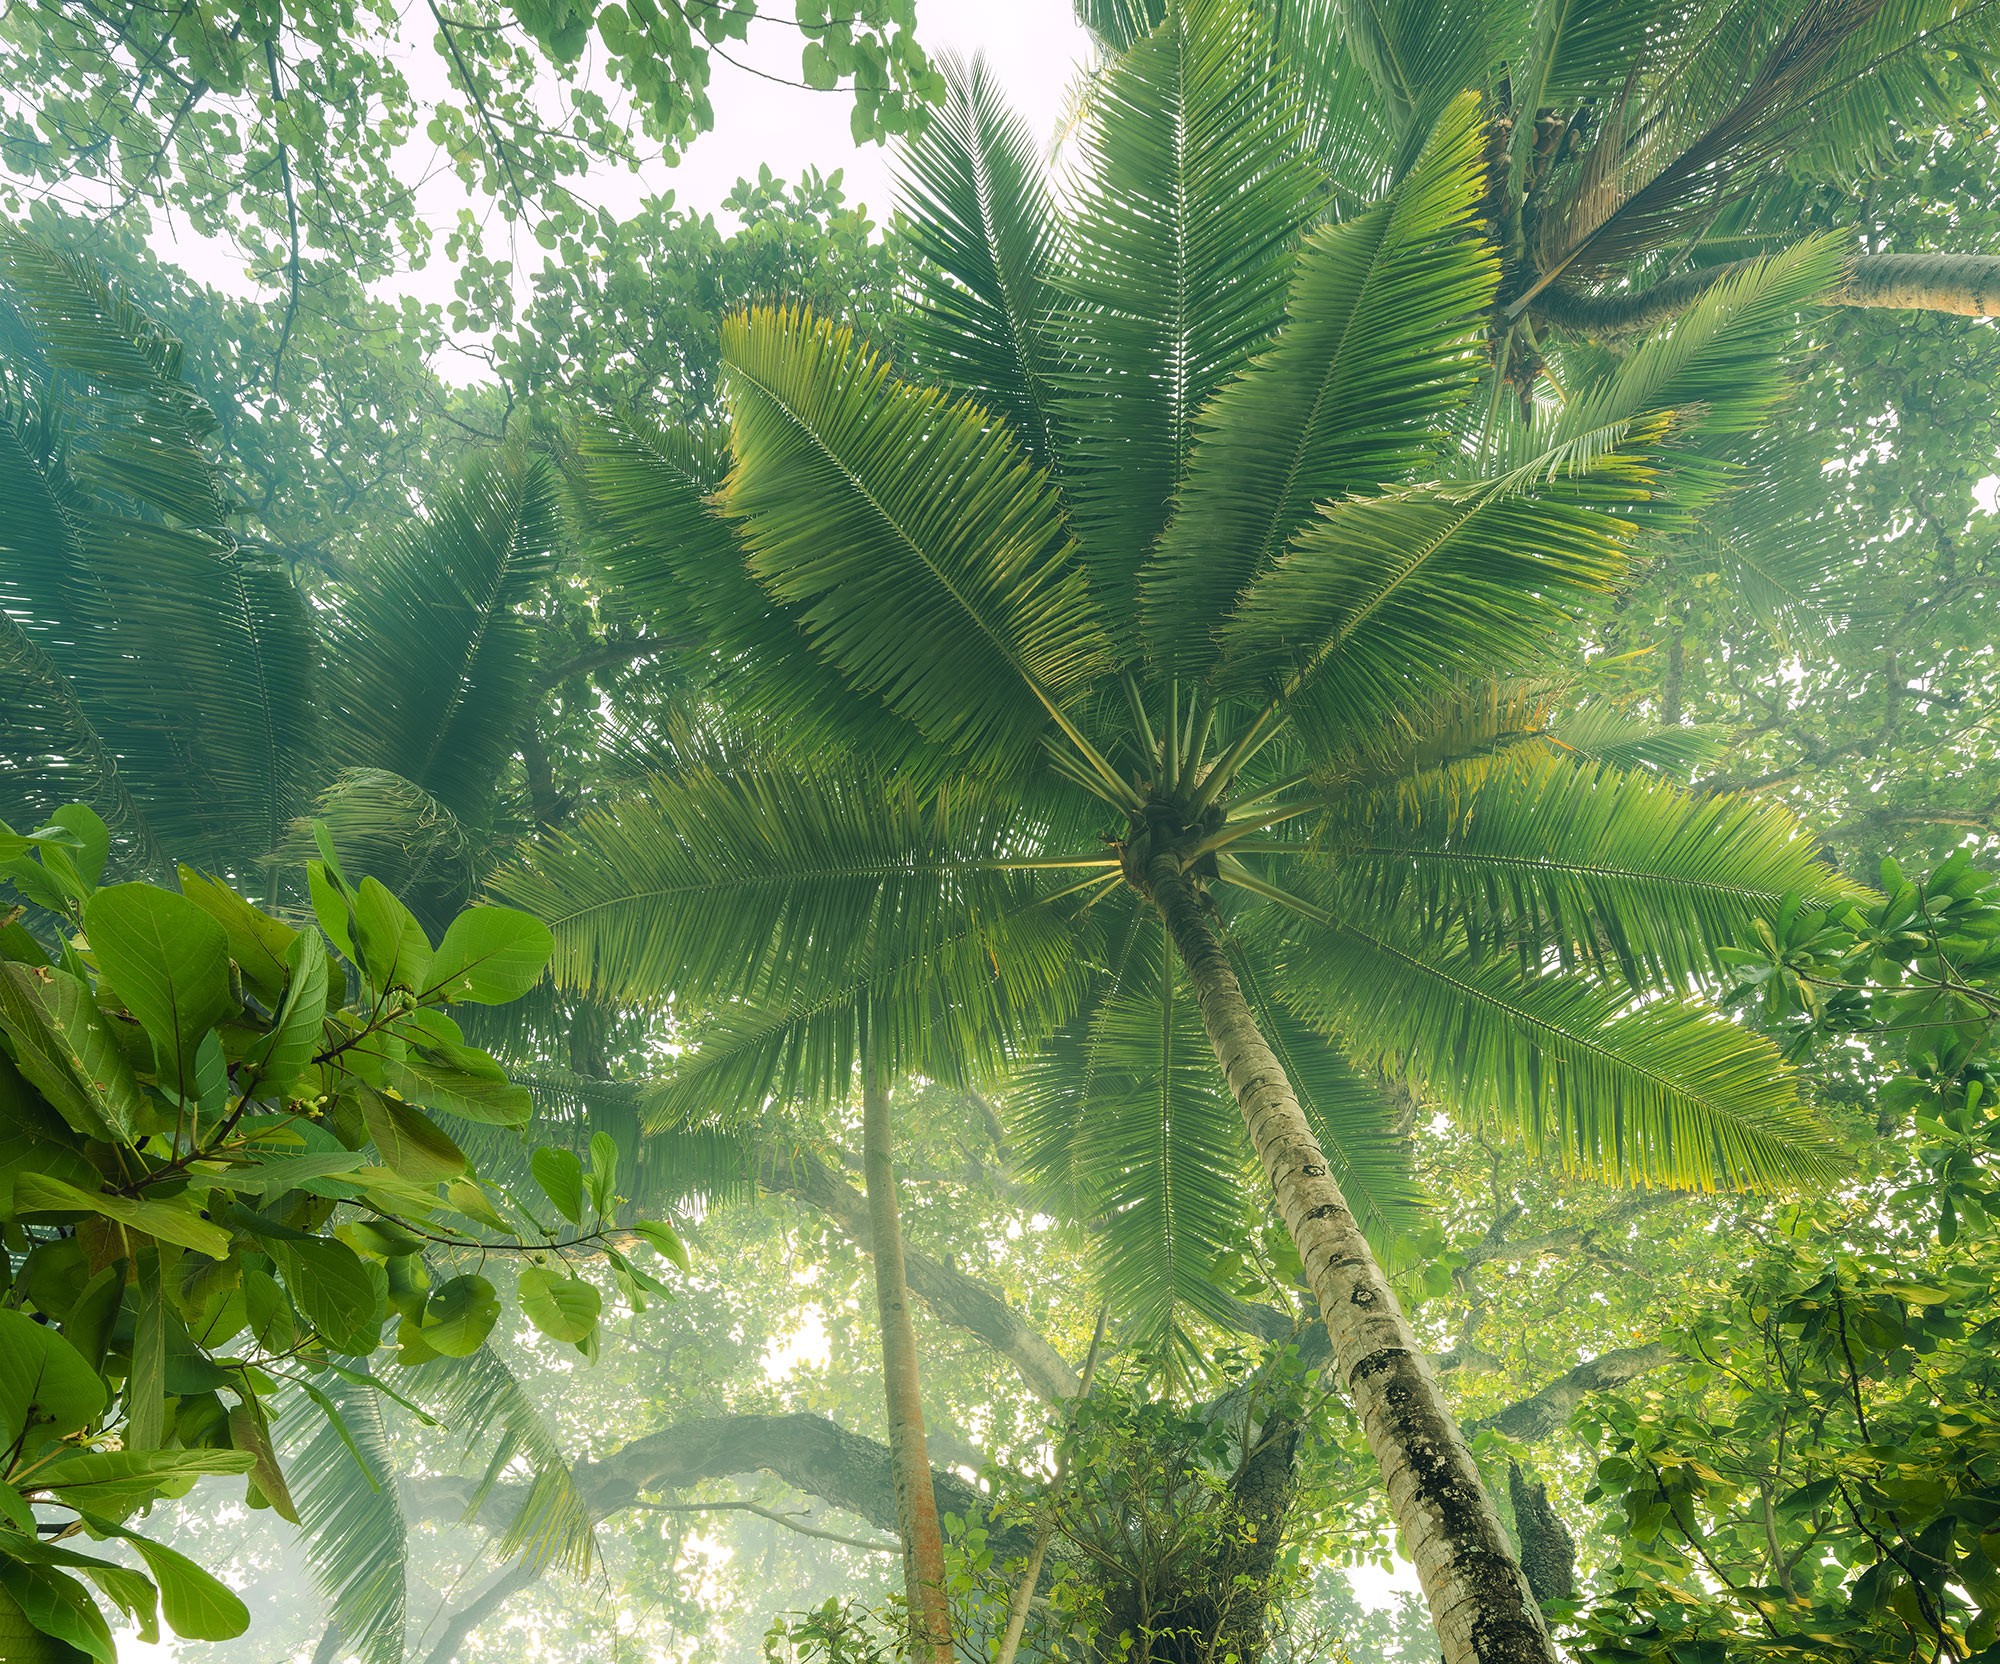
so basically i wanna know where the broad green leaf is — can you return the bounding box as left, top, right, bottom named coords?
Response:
left=588, top=1131, right=617, bottom=1217
left=531, top=1147, right=583, bottom=1224
left=81, top=885, right=232, bottom=1095
left=395, top=1053, right=531, bottom=1127
left=631, top=1220, right=688, bottom=1273
left=306, top=862, right=355, bottom=962
left=27, top=1450, right=256, bottom=1516
left=270, top=1238, right=383, bottom=1354
left=358, top=1089, right=465, bottom=1181
left=352, top=878, right=430, bottom=995
left=0, top=1533, right=156, bottom=1644
left=426, top=906, right=553, bottom=1004
left=80, top=1521, right=248, bottom=1642
left=443, top=1178, right=512, bottom=1235
left=225, top=1402, right=299, bottom=1525
left=0, top=1562, right=113, bottom=1664
left=516, top=1266, right=601, bottom=1343
left=243, top=930, right=328, bottom=1096
left=46, top=808, right=108, bottom=890
left=177, top=869, right=297, bottom=1004
left=419, top=1275, right=499, bottom=1356
left=0, top=1307, right=105, bottom=1449
left=0, top=963, right=147, bottom=1142
left=11, top=1175, right=231, bottom=1259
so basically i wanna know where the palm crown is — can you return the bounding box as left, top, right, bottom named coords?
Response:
left=497, top=9, right=1869, bottom=1654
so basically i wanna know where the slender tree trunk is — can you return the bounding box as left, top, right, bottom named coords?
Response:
left=861, top=1056, right=954, bottom=1662
left=1532, top=250, right=2000, bottom=337
left=1144, top=850, right=1558, bottom=1664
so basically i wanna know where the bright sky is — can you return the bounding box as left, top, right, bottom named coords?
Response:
left=137, top=0, right=1094, bottom=378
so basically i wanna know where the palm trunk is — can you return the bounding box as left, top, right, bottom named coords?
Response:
left=1533, top=250, right=2000, bottom=337
left=860, top=1057, right=954, bottom=1662
left=1144, top=850, right=1558, bottom=1664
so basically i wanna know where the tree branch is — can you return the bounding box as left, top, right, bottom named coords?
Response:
left=1534, top=251, right=2000, bottom=337
left=629, top=1498, right=897, bottom=1554
left=261, top=36, right=301, bottom=391
left=1465, top=1342, right=1682, bottom=1444
left=420, top=1561, right=538, bottom=1664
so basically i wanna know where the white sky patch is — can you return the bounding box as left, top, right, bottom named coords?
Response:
left=1975, top=473, right=1999, bottom=516
left=1346, top=1555, right=1425, bottom=1608
left=762, top=1301, right=832, bottom=1379
left=141, top=0, right=1093, bottom=376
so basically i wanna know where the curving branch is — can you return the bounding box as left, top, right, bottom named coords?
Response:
left=421, top=1562, right=537, bottom=1664
left=1533, top=251, right=2000, bottom=338
left=1465, top=1342, right=1681, bottom=1444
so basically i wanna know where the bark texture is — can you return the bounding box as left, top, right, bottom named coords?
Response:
left=1508, top=1463, right=1577, bottom=1606
left=1145, top=850, right=1558, bottom=1664
left=1533, top=251, right=2000, bottom=336
left=862, top=1064, right=954, bottom=1661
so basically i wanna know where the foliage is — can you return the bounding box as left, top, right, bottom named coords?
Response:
left=0, top=0, right=938, bottom=334
left=1565, top=852, right=2000, bottom=1660
left=0, top=811, right=685, bottom=1662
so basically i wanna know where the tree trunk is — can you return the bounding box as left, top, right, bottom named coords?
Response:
left=1532, top=250, right=2000, bottom=337
left=861, top=1057, right=955, bottom=1662
left=1144, top=850, right=1558, bottom=1664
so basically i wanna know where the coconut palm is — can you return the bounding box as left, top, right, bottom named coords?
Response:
left=493, top=8, right=1874, bottom=1658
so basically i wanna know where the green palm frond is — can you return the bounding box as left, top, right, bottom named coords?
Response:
left=1073, top=0, right=1168, bottom=53
left=1321, top=0, right=1516, bottom=163
left=1520, top=5, right=1903, bottom=303
left=896, top=51, right=1064, bottom=469
left=572, top=410, right=937, bottom=778
left=641, top=880, right=1093, bottom=1127
left=1506, top=0, right=1674, bottom=190
left=274, top=768, right=485, bottom=920
left=720, top=306, right=1111, bottom=776
left=401, top=1348, right=593, bottom=1577
left=1273, top=0, right=1400, bottom=204
left=1673, top=443, right=1864, bottom=631
left=285, top=1369, right=408, bottom=1664
left=1785, top=0, right=2000, bottom=176
left=326, top=450, right=559, bottom=827
left=1546, top=236, right=1851, bottom=459
left=0, top=233, right=319, bottom=875
left=1144, top=91, right=1497, bottom=671
left=1010, top=938, right=1248, bottom=1379
left=1214, top=451, right=1662, bottom=735
left=1309, top=751, right=1868, bottom=990
left=1270, top=902, right=1840, bottom=1190
left=1058, top=0, right=1322, bottom=628
left=1544, top=703, right=1720, bottom=775
left=494, top=765, right=1073, bottom=1011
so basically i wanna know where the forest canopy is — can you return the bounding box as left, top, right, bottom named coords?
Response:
left=4, top=2, right=2000, bottom=1664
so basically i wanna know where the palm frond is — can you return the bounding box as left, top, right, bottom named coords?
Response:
left=1321, top=0, right=1516, bottom=162
left=1057, top=0, right=1322, bottom=633
left=274, top=768, right=485, bottom=920
left=1009, top=936, right=1248, bottom=1380
left=400, top=1348, right=593, bottom=1577
left=1214, top=451, right=1662, bottom=737
left=1073, top=0, right=1168, bottom=54
left=326, top=451, right=559, bottom=827
left=720, top=306, right=1111, bottom=775
left=1273, top=0, right=1401, bottom=205
left=896, top=51, right=1065, bottom=469
left=482, top=1070, right=757, bottom=1213
left=285, top=1368, right=408, bottom=1664
left=493, top=765, right=1067, bottom=1011
left=0, top=233, right=319, bottom=876
left=572, top=410, right=937, bottom=778
left=1308, top=751, right=1868, bottom=990
left=1144, top=91, right=1497, bottom=671
left=1271, top=905, right=1841, bottom=1190
left=640, top=879, right=1094, bottom=1127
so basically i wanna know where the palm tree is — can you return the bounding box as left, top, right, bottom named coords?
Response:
left=1118, top=0, right=2000, bottom=391
left=494, top=10, right=1874, bottom=1659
